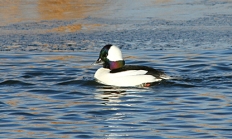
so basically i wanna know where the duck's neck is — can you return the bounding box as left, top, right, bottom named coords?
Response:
left=104, top=60, right=125, bottom=70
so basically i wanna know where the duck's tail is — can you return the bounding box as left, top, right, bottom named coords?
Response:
left=160, top=74, right=172, bottom=80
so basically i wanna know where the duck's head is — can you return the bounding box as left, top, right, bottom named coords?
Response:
left=94, top=44, right=125, bottom=70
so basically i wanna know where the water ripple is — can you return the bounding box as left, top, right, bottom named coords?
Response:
left=0, top=80, right=35, bottom=86
left=0, top=48, right=232, bottom=138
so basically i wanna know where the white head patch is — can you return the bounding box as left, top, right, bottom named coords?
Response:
left=107, top=45, right=123, bottom=61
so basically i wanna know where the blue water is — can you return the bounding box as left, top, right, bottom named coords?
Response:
left=0, top=46, right=231, bottom=138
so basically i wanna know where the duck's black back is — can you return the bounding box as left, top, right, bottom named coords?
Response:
left=110, top=65, right=165, bottom=79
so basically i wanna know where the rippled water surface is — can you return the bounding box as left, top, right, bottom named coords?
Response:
left=0, top=47, right=232, bottom=138
left=1, top=0, right=232, bottom=138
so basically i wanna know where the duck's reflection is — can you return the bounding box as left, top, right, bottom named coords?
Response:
left=94, top=86, right=149, bottom=104
left=93, top=86, right=151, bottom=139
left=95, top=86, right=126, bottom=104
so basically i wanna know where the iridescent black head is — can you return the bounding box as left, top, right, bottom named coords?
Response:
left=94, top=44, right=125, bottom=70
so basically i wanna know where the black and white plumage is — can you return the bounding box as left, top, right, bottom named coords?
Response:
left=94, top=44, right=169, bottom=87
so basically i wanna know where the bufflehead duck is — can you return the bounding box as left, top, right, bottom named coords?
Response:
left=94, top=44, right=169, bottom=87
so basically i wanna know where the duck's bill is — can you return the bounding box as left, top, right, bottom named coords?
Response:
left=93, top=58, right=104, bottom=65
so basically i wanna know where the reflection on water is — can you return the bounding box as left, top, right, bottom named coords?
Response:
left=1, top=0, right=231, bottom=33
left=95, top=87, right=127, bottom=104
left=1, top=0, right=232, bottom=26
left=37, top=0, right=107, bottom=20
left=155, top=0, right=173, bottom=4
left=0, top=0, right=107, bottom=32
left=0, top=0, right=22, bottom=25
left=0, top=0, right=107, bottom=24
left=50, top=23, right=102, bottom=32
left=94, top=86, right=150, bottom=104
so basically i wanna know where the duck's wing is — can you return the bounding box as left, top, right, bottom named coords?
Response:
left=110, top=65, right=165, bottom=79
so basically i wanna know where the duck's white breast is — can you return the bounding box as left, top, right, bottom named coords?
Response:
left=94, top=68, right=161, bottom=87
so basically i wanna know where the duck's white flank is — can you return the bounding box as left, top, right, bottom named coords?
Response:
left=94, top=67, right=162, bottom=87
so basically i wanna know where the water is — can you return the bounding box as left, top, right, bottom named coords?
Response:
left=1, top=0, right=232, bottom=138
left=0, top=46, right=231, bottom=138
